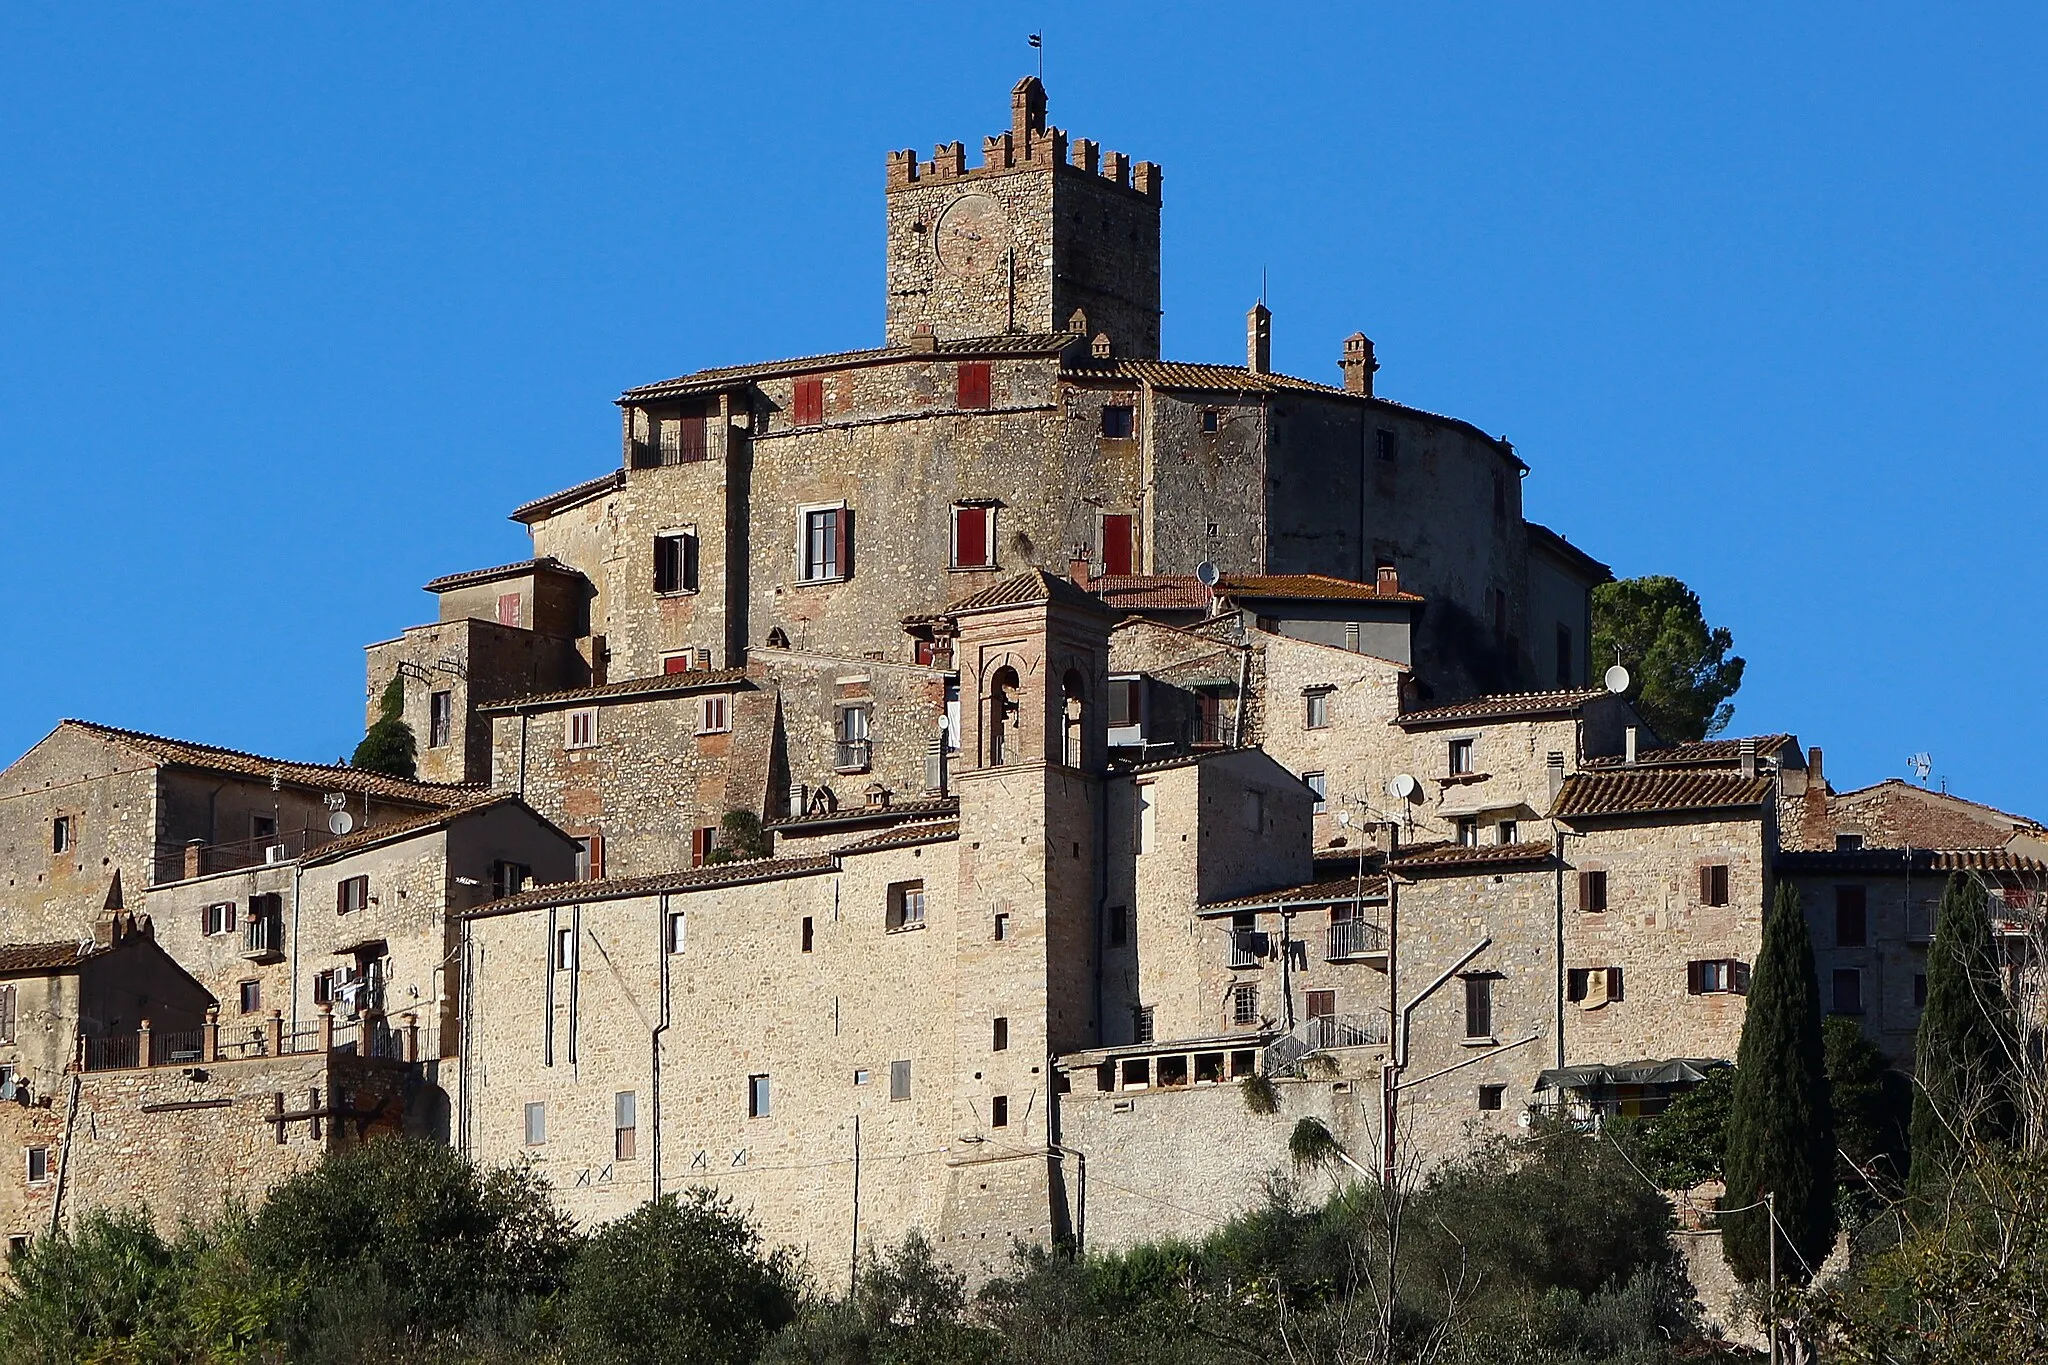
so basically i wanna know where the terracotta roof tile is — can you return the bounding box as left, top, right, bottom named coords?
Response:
left=620, top=333, right=1080, bottom=402
left=0, top=940, right=110, bottom=974
left=1391, top=840, right=1555, bottom=871
left=1220, top=573, right=1423, bottom=604
left=1822, top=780, right=2045, bottom=849
left=1202, top=873, right=1390, bottom=914
left=1777, top=847, right=2048, bottom=877
left=1554, top=771, right=1775, bottom=819
left=477, top=670, right=749, bottom=714
left=835, top=820, right=959, bottom=855
left=423, top=557, right=586, bottom=593
left=61, top=721, right=476, bottom=808
left=767, top=796, right=958, bottom=832
left=1394, top=689, right=1608, bottom=727
left=1088, top=575, right=1215, bottom=611
left=509, top=469, right=623, bottom=525
left=945, top=569, right=1107, bottom=617
left=1584, top=735, right=1796, bottom=770
left=462, top=855, right=840, bottom=918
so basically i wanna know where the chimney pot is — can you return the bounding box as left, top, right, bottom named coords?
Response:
left=909, top=323, right=938, bottom=354
left=1069, top=554, right=1092, bottom=589
left=1340, top=332, right=1378, bottom=397
left=1624, top=726, right=1639, bottom=766
left=1247, top=303, right=1271, bottom=375
left=1091, top=332, right=1113, bottom=359
left=1739, top=738, right=1759, bottom=781
left=1807, top=746, right=1824, bottom=787
left=1375, top=564, right=1400, bottom=596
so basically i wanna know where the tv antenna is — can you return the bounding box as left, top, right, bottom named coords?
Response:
left=1908, top=752, right=1933, bottom=783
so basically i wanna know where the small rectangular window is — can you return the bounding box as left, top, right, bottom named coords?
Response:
left=748, top=1074, right=772, bottom=1117
left=0, top=985, right=15, bottom=1046
left=574, top=835, right=604, bottom=881
left=1700, top=864, right=1730, bottom=907
left=1201, top=408, right=1220, bottom=433
left=993, top=913, right=1010, bottom=941
left=204, top=902, right=237, bottom=937
left=956, top=361, right=991, bottom=410
left=1835, top=886, right=1868, bottom=947
left=52, top=817, right=72, bottom=855
left=1106, top=905, right=1128, bottom=948
left=1455, top=818, right=1479, bottom=847
left=566, top=708, right=599, bottom=749
left=698, top=695, right=730, bottom=734
left=615, top=1091, right=638, bottom=1160
left=800, top=507, right=851, bottom=582
left=1100, top=512, right=1135, bottom=576
left=801, top=916, right=814, bottom=953
left=26, top=1147, right=50, bottom=1184
left=951, top=504, right=995, bottom=569
left=1230, top=982, right=1260, bottom=1027
left=1478, top=1084, right=1505, bottom=1111
left=523, top=1102, right=546, bottom=1146
left=429, top=690, right=454, bottom=749
left=1578, top=870, right=1608, bottom=912
left=491, top=860, right=531, bottom=900
left=1107, top=677, right=1141, bottom=729
left=835, top=704, right=871, bottom=772
left=1304, top=689, right=1331, bottom=729
left=792, top=377, right=824, bottom=426
left=887, top=880, right=927, bottom=931
left=666, top=911, right=687, bottom=955
left=554, top=926, right=576, bottom=971
left=336, top=876, right=369, bottom=916
left=313, top=971, right=335, bottom=1006
left=888, top=1059, right=911, bottom=1101
left=991, top=1094, right=1009, bottom=1128
left=1305, top=772, right=1327, bottom=814
left=654, top=532, right=700, bottom=594
left=238, top=980, right=261, bottom=1014
left=1100, top=404, right=1135, bottom=439
left=690, top=826, right=717, bottom=868
left=992, top=1017, right=1009, bottom=1052
left=853, top=1068, right=871, bottom=1086
left=1496, top=820, right=1518, bottom=845
left=1306, top=989, right=1336, bottom=1020
left=1463, top=976, right=1494, bottom=1040
left=1375, top=429, right=1398, bottom=462
left=1836, top=833, right=1865, bottom=851
left=1448, top=738, right=1475, bottom=775
left=1832, top=969, right=1864, bottom=1015
left=1133, top=1005, right=1155, bottom=1044
left=1688, top=959, right=1750, bottom=995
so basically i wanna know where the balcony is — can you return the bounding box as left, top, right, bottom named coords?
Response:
left=158, top=827, right=335, bottom=883
left=1227, top=929, right=1269, bottom=969
left=1325, top=919, right=1387, bottom=961
left=242, top=916, right=285, bottom=962
left=1304, top=1012, right=1390, bottom=1050
left=835, top=739, right=872, bottom=773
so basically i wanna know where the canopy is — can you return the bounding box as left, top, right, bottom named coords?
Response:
left=1535, top=1058, right=1725, bottom=1091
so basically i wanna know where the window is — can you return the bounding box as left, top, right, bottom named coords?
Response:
left=690, top=827, right=717, bottom=867
left=748, top=1074, right=772, bottom=1117
left=956, top=361, right=991, bottom=409
left=1688, top=959, right=1750, bottom=995
left=1448, top=738, right=1475, bottom=775
left=26, top=1148, right=49, bottom=1185
left=615, top=1092, right=637, bottom=1160
left=1134, top=784, right=1155, bottom=855
left=1497, top=820, right=1518, bottom=845
left=654, top=531, right=699, bottom=594
left=888, top=1059, right=911, bottom=1101
left=1375, top=428, right=1398, bottom=463
left=1304, top=688, right=1331, bottom=729
left=992, top=1017, right=1009, bottom=1052
left=835, top=704, right=871, bottom=771
left=951, top=503, right=995, bottom=569
left=313, top=971, right=335, bottom=1006
left=1555, top=626, right=1573, bottom=687
left=792, top=377, right=824, bottom=426
left=238, top=980, right=261, bottom=1014
left=554, top=926, right=576, bottom=971
left=1108, top=677, right=1142, bottom=729
left=1567, top=967, right=1621, bottom=1006
left=1455, top=818, right=1479, bottom=848
left=1836, top=886, right=1868, bottom=947
left=656, top=409, right=708, bottom=464
left=1700, top=864, right=1730, bottom=907
left=5, top=1235, right=24, bottom=1260
left=491, top=860, right=531, bottom=900
left=1491, top=588, right=1508, bottom=639
left=336, top=876, right=369, bottom=916
left=574, top=835, right=604, bottom=880
left=523, top=1102, right=546, bottom=1146
left=1201, top=408, right=1219, bottom=433
left=1100, top=404, right=1134, bottom=439
left=204, top=902, right=237, bottom=937
left=1305, top=772, right=1327, bottom=814
left=1836, top=833, right=1865, bottom=851
left=1133, top=1005, right=1155, bottom=1044
left=887, top=880, right=926, bottom=931
left=1578, top=870, right=1608, bottom=913
left=853, top=1069, right=870, bottom=1086
left=993, top=912, right=1010, bottom=942
left=51, top=817, right=72, bottom=855
left=1306, top=989, right=1336, bottom=1021
left=429, top=690, right=453, bottom=748
left=566, top=708, right=599, bottom=749
left=666, top=911, right=687, bottom=955
left=1832, top=969, right=1864, bottom=1015
left=1478, top=1085, right=1505, bottom=1112
left=1230, top=982, right=1260, bottom=1026
left=1914, top=973, right=1928, bottom=1007
left=698, top=694, right=730, bottom=734
left=1463, top=976, right=1495, bottom=1040
left=1100, top=512, right=1135, bottom=576
left=0, top=985, right=14, bottom=1045
left=800, top=506, right=851, bottom=582
left=991, top=1094, right=1009, bottom=1128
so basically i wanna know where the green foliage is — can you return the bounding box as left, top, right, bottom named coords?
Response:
left=1287, top=1116, right=1342, bottom=1173
left=764, top=1232, right=998, bottom=1365
left=1238, top=1072, right=1278, bottom=1115
left=1628, top=1063, right=1734, bottom=1189
left=563, top=1189, right=797, bottom=1365
left=351, top=674, right=418, bottom=780
left=1589, top=575, right=1746, bottom=741
left=705, top=810, right=772, bottom=865
left=1910, top=875, right=2018, bottom=1196
left=1823, top=1016, right=1911, bottom=1192
left=1722, top=883, right=1836, bottom=1284
left=0, top=1209, right=191, bottom=1364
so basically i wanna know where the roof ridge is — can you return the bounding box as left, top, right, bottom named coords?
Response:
left=60, top=720, right=478, bottom=801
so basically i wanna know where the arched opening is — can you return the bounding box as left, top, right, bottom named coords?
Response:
left=987, top=666, right=1021, bottom=767
left=1061, top=669, right=1086, bottom=768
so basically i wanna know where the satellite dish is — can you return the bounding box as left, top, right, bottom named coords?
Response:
left=0, top=1076, right=16, bottom=1102
left=1386, top=774, right=1419, bottom=801
left=328, top=810, right=356, bottom=836
left=1194, top=560, right=1220, bottom=587
left=1603, top=664, right=1631, bottom=695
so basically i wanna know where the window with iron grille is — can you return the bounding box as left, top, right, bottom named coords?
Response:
left=1230, top=982, right=1259, bottom=1027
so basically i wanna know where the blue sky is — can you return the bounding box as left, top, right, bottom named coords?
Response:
left=1, top=5, right=2042, bottom=815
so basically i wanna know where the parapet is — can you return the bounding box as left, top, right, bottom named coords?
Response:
left=885, top=77, right=1161, bottom=201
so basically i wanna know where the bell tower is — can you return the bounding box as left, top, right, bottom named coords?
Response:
left=883, top=78, right=1163, bottom=356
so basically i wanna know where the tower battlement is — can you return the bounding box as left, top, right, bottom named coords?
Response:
left=884, top=77, right=1161, bottom=202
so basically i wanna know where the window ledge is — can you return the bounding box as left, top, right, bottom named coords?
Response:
left=834, top=765, right=871, bottom=776
left=654, top=588, right=700, bottom=599
left=1459, top=1036, right=1499, bottom=1048
left=696, top=728, right=731, bottom=737
left=794, top=575, right=850, bottom=588
left=947, top=563, right=1001, bottom=574
left=886, top=922, right=927, bottom=935
left=1438, top=772, right=1491, bottom=786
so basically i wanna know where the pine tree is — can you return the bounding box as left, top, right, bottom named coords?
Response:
left=351, top=675, right=418, bottom=780
left=1908, top=874, right=2016, bottom=1195
left=1722, top=883, right=1835, bottom=1284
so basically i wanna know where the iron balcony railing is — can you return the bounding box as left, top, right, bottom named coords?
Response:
left=243, top=916, right=284, bottom=958
left=1227, top=929, right=1269, bottom=969
left=1304, top=1012, right=1390, bottom=1050
left=1325, top=919, right=1387, bottom=960
left=835, top=738, right=872, bottom=772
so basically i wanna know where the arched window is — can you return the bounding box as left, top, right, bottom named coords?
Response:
left=1061, top=669, right=1086, bottom=767
left=987, top=666, right=1020, bottom=767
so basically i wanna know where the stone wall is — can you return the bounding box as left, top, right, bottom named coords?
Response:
left=364, top=617, right=583, bottom=785
left=0, top=726, right=158, bottom=940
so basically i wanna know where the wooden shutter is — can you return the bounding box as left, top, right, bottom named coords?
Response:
left=0, top=985, right=13, bottom=1044
left=956, top=361, right=991, bottom=409
left=1686, top=961, right=1704, bottom=995
left=1606, top=966, right=1623, bottom=1002
left=1699, top=866, right=1713, bottom=904
left=954, top=506, right=986, bottom=568
left=586, top=835, right=604, bottom=880
left=1732, top=961, right=1751, bottom=994
left=682, top=533, right=699, bottom=591
left=833, top=507, right=853, bottom=578
left=498, top=593, right=521, bottom=627
left=793, top=378, right=824, bottom=426
left=654, top=538, right=676, bottom=593
left=678, top=412, right=707, bottom=462
left=1102, top=514, right=1134, bottom=576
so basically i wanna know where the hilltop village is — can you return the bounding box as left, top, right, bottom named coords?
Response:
left=2, top=79, right=2042, bottom=1272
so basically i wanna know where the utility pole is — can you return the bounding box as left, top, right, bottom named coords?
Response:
left=1766, top=1190, right=1778, bottom=1365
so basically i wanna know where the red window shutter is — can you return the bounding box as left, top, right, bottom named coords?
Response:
left=1578, top=872, right=1593, bottom=912
left=679, top=413, right=707, bottom=462
left=957, top=362, right=991, bottom=410
left=794, top=378, right=823, bottom=426
left=1687, top=961, right=1704, bottom=995
left=588, top=835, right=604, bottom=880
left=691, top=828, right=709, bottom=867
left=665, top=655, right=689, bottom=674
left=834, top=507, right=853, bottom=577
left=1102, top=514, right=1134, bottom=576
left=954, top=506, right=986, bottom=568
left=497, top=593, right=521, bottom=627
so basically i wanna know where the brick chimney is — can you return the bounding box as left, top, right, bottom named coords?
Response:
left=1340, top=332, right=1377, bottom=396
left=1068, top=553, right=1092, bottom=589
left=1375, top=564, right=1400, bottom=597
left=1247, top=302, right=1271, bottom=375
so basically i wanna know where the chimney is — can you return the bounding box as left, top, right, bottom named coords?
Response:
left=1340, top=332, right=1378, bottom=396
left=1068, top=553, right=1092, bottom=589
left=1373, top=821, right=1399, bottom=856
left=1546, top=750, right=1567, bottom=804
left=1807, top=746, right=1824, bottom=789
left=1375, top=564, right=1400, bottom=597
left=1091, top=332, right=1113, bottom=359
left=908, top=323, right=938, bottom=354
left=1739, top=738, right=1758, bottom=781
left=1624, top=726, right=1639, bottom=766
left=1247, top=302, right=1271, bottom=375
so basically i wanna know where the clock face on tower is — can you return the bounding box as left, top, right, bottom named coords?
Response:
left=934, top=193, right=1009, bottom=276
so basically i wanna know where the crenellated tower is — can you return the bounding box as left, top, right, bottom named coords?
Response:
left=884, top=77, right=1162, bottom=356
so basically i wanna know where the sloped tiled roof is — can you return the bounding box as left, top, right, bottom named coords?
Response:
left=1394, top=689, right=1608, bottom=727
left=424, top=557, right=586, bottom=593
left=1221, top=573, right=1424, bottom=604
left=1201, top=873, right=1390, bottom=914
left=1554, top=771, right=1775, bottom=820
left=299, top=794, right=559, bottom=866
left=1824, top=780, right=2045, bottom=849
left=59, top=721, right=475, bottom=807
left=767, top=796, right=958, bottom=833
left=509, top=469, right=624, bottom=525
left=620, top=333, right=1081, bottom=402
left=1088, top=575, right=1215, bottom=612
left=1779, top=847, right=2048, bottom=877
left=1585, top=735, right=1797, bottom=770
left=1523, top=522, right=1613, bottom=582
left=0, top=940, right=110, bottom=974
left=1933, top=848, right=2048, bottom=875
left=1392, top=840, right=1555, bottom=872
left=462, top=855, right=840, bottom=919
left=944, top=568, right=1108, bottom=617
left=477, top=670, right=750, bottom=714
left=835, top=820, right=960, bottom=855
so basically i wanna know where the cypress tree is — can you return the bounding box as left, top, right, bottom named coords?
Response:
left=351, top=675, right=418, bottom=780
left=1722, top=883, right=1836, bottom=1284
left=1908, top=874, right=2015, bottom=1195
